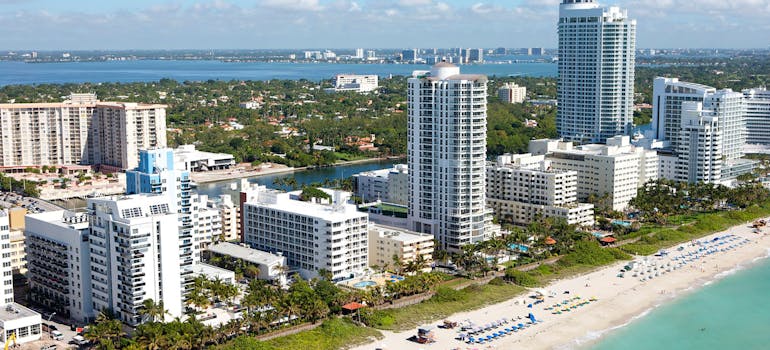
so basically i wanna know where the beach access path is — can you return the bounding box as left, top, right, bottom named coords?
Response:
left=352, top=219, right=770, bottom=350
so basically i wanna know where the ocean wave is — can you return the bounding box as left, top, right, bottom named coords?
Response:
left=560, top=306, right=659, bottom=350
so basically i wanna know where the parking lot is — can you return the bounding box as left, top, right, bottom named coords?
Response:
left=0, top=192, right=62, bottom=213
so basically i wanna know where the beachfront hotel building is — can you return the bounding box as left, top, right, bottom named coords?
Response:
left=0, top=93, right=166, bottom=170
left=647, top=78, right=753, bottom=183
left=486, top=153, right=594, bottom=227
left=650, top=77, right=717, bottom=150
left=530, top=136, right=658, bottom=211
left=87, top=194, right=186, bottom=326
left=25, top=211, right=94, bottom=323
left=353, top=164, right=408, bottom=206
left=557, top=0, right=636, bottom=143
left=368, top=225, right=434, bottom=273
left=241, top=185, right=368, bottom=281
left=676, top=102, right=723, bottom=183
left=497, top=83, right=527, bottom=104
left=0, top=211, right=42, bottom=345
left=743, top=87, right=770, bottom=145
left=325, top=74, right=379, bottom=93
left=407, top=62, right=499, bottom=252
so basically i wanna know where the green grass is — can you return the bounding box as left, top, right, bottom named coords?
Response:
left=377, top=203, right=408, bottom=214
left=334, top=152, right=369, bottom=162
left=215, top=318, right=382, bottom=350
left=621, top=202, right=770, bottom=256
left=365, top=282, right=526, bottom=331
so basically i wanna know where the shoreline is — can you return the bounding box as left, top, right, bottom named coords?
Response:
left=352, top=219, right=770, bottom=350
left=190, top=156, right=403, bottom=184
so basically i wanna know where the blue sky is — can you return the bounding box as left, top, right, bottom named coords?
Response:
left=1, top=0, right=768, bottom=50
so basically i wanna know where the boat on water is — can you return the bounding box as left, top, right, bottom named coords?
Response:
left=189, top=181, right=198, bottom=189
left=230, top=182, right=238, bottom=191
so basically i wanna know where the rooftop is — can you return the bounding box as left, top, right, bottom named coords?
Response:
left=26, top=210, right=89, bottom=230
left=370, top=224, right=434, bottom=243
left=208, top=242, right=285, bottom=266
left=0, top=303, right=40, bottom=324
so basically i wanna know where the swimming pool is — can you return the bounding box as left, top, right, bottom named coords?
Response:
left=353, top=280, right=377, bottom=288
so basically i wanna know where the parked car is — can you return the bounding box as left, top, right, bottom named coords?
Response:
left=51, top=330, right=64, bottom=341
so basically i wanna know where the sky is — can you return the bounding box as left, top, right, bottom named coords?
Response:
left=0, top=0, right=769, bottom=50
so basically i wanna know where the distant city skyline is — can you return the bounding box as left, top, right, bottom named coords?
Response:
left=1, top=0, right=769, bottom=50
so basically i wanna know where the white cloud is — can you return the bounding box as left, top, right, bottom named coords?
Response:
left=261, top=0, right=323, bottom=12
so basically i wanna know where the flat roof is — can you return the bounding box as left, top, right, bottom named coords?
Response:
left=370, top=224, right=434, bottom=243
left=0, top=303, right=40, bottom=322
left=192, top=263, right=235, bottom=277
left=208, top=242, right=285, bottom=266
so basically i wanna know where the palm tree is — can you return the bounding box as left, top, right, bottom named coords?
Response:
left=134, top=322, right=166, bottom=350
left=244, top=264, right=261, bottom=279
left=85, top=311, right=125, bottom=349
left=138, top=298, right=168, bottom=323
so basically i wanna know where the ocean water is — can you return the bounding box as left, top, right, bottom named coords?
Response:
left=589, top=254, right=770, bottom=350
left=0, top=60, right=557, bottom=86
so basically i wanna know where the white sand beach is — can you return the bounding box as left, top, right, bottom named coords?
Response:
left=352, top=220, right=770, bottom=350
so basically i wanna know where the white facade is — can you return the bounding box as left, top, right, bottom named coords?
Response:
left=651, top=77, right=716, bottom=148
left=208, top=194, right=240, bottom=242
left=326, top=74, right=379, bottom=93
left=498, top=83, right=527, bottom=104
left=486, top=154, right=594, bottom=226
left=353, top=164, right=408, bottom=205
left=242, top=186, right=368, bottom=281
left=530, top=136, right=658, bottom=211
left=407, top=62, right=498, bottom=251
left=651, top=78, right=752, bottom=183
left=368, top=225, right=434, bottom=272
left=557, top=0, right=636, bottom=143
left=677, top=102, right=723, bottom=183
left=0, top=211, right=42, bottom=345
left=88, top=194, right=185, bottom=326
left=174, top=144, right=235, bottom=172
left=25, top=211, right=94, bottom=323
left=193, top=195, right=222, bottom=256
left=743, top=88, right=770, bottom=145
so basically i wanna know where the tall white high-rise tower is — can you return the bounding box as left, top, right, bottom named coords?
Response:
left=407, top=62, right=497, bottom=252
left=557, top=0, right=636, bottom=143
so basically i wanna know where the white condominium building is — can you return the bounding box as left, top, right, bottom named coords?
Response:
left=743, top=88, right=770, bottom=145
left=0, top=94, right=166, bottom=170
left=486, top=154, right=594, bottom=227
left=207, top=194, right=240, bottom=242
left=353, top=164, right=408, bottom=205
left=407, top=62, right=497, bottom=252
left=87, top=194, right=185, bottom=326
left=530, top=136, right=658, bottom=211
left=242, top=186, right=368, bottom=282
left=25, top=211, right=94, bottom=323
left=326, top=74, right=379, bottom=93
left=368, top=225, right=434, bottom=273
left=0, top=211, right=42, bottom=345
left=498, top=83, right=527, bottom=104
left=557, top=0, right=636, bottom=143
left=651, top=77, right=716, bottom=149
left=677, top=102, right=723, bottom=183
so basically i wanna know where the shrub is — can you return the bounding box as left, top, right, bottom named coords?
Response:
left=504, top=269, right=540, bottom=287
left=430, top=287, right=466, bottom=303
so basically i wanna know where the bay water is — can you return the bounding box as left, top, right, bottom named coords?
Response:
left=0, top=59, right=556, bottom=86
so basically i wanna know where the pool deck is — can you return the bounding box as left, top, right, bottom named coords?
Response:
left=342, top=273, right=405, bottom=289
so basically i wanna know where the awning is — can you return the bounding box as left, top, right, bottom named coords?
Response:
left=600, top=237, right=617, bottom=243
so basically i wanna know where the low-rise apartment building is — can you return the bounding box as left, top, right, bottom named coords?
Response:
left=368, top=225, right=434, bottom=273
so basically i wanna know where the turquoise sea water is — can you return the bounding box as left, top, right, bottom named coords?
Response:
left=589, top=254, right=770, bottom=350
